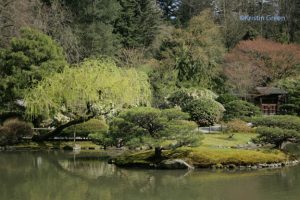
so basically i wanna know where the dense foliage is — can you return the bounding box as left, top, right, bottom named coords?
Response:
left=114, top=0, right=162, bottom=48
left=252, top=115, right=300, bottom=131
left=224, top=38, right=300, bottom=96
left=0, top=28, right=67, bottom=111
left=255, top=126, right=300, bottom=149
left=223, top=100, right=261, bottom=121
left=253, top=115, right=300, bottom=148
left=24, top=58, right=151, bottom=140
left=277, top=76, right=300, bottom=116
left=0, top=119, right=33, bottom=146
left=61, top=119, right=108, bottom=138
left=1, top=0, right=300, bottom=145
left=183, top=99, right=224, bottom=127
left=167, top=88, right=224, bottom=126
left=225, top=119, right=254, bottom=133
left=93, top=107, right=200, bottom=152
left=157, top=10, right=225, bottom=87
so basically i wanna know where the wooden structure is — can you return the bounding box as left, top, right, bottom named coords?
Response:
left=251, top=87, right=287, bottom=115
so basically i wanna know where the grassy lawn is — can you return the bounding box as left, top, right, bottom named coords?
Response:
left=201, top=132, right=258, bottom=148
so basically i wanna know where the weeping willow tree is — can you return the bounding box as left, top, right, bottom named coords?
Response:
left=24, top=58, right=151, bottom=140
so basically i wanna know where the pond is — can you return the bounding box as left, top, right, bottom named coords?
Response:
left=0, top=151, right=300, bottom=200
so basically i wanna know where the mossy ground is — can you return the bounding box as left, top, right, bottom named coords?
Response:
left=201, top=132, right=258, bottom=147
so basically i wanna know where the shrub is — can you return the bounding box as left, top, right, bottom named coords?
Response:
left=167, top=88, right=219, bottom=108
left=252, top=115, right=300, bottom=149
left=226, top=119, right=254, bottom=133
left=0, top=119, right=33, bottom=146
left=216, top=93, right=238, bottom=105
left=167, top=89, right=194, bottom=108
left=277, top=76, right=300, bottom=116
left=61, top=119, right=108, bottom=137
left=99, top=107, right=201, bottom=155
left=161, top=108, right=190, bottom=121
left=254, top=126, right=300, bottom=148
left=224, top=100, right=261, bottom=121
left=183, top=99, right=224, bottom=127
left=252, top=115, right=300, bottom=131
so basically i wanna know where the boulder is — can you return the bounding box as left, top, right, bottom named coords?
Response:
left=159, top=159, right=194, bottom=170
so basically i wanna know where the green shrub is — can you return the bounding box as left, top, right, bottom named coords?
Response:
left=252, top=115, right=300, bottom=131
left=277, top=76, right=300, bottom=116
left=224, top=100, right=261, bottom=121
left=0, top=119, right=33, bottom=146
left=252, top=115, right=300, bottom=149
left=100, top=107, right=201, bottom=151
left=161, top=108, right=190, bottom=121
left=226, top=119, right=254, bottom=133
left=254, top=126, right=300, bottom=148
left=183, top=99, right=224, bottom=127
left=167, top=89, right=194, bottom=108
left=216, top=93, right=238, bottom=105
left=60, top=119, right=108, bottom=137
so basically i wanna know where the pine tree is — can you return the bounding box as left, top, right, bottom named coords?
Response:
left=114, top=0, right=162, bottom=48
left=64, top=0, right=121, bottom=57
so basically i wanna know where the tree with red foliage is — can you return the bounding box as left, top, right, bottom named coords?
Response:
left=223, top=38, right=300, bottom=96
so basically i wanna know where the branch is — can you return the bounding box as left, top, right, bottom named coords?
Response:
left=33, top=114, right=96, bottom=141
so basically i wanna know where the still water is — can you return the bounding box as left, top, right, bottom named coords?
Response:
left=0, top=151, right=300, bottom=200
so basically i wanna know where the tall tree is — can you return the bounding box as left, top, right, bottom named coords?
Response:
left=64, top=0, right=121, bottom=58
left=224, top=37, right=300, bottom=96
left=34, top=0, right=81, bottom=63
left=166, top=10, right=225, bottom=87
left=0, top=28, right=67, bottom=112
left=114, top=0, right=162, bottom=48
left=0, top=0, right=41, bottom=47
left=176, top=0, right=212, bottom=26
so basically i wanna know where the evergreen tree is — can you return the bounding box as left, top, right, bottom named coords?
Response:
left=0, top=28, right=67, bottom=112
left=159, top=10, right=225, bottom=87
left=176, top=0, right=212, bottom=26
left=64, top=0, right=121, bottom=58
left=114, top=0, right=162, bottom=48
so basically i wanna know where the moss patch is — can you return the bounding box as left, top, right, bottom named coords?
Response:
left=115, top=147, right=289, bottom=168
left=201, top=133, right=257, bottom=148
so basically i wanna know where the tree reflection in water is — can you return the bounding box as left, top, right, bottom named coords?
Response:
left=0, top=151, right=300, bottom=200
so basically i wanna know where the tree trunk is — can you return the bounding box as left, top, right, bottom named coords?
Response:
left=33, top=115, right=95, bottom=141
left=155, top=146, right=162, bottom=159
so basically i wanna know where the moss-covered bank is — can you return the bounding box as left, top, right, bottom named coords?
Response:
left=114, top=147, right=296, bottom=169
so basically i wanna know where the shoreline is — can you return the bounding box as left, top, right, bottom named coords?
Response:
left=112, top=147, right=299, bottom=170
left=1, top=143, right=299, bottom=171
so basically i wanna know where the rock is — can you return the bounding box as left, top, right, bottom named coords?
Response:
left=159, top=159, right=194, bottom=170
left=215, top=163, right=224, bottom=169
left=251, top=165, right=258, bottom=169
left=107, top=158, right=115, bottom=164
left=227, top=164, right=237, bottom=169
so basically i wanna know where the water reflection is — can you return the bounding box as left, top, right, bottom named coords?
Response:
left=0, top=151, right=300, bottom=200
